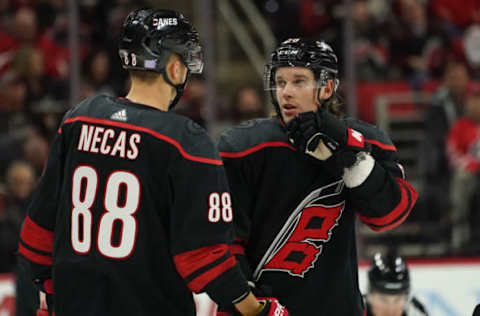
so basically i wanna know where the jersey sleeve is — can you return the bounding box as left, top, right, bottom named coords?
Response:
left=347, top=124, right=418, bottom=231
left=18, top=128, right=65, bottom=287
left=169, top=132, right=249, bottom=306
left=216, top=134, right=256, bottom=280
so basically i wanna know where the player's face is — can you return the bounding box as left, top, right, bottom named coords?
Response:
left=369, top=292, right=407, bottom=316
left=274, top=67, right=320, bottom=124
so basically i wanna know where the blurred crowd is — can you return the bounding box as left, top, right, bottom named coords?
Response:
left=0, top=0, right=480, bottom=276
left=261, top=0, right=480, bottom=85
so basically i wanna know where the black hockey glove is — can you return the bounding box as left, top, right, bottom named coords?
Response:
left=286, top=110, right=370, bottom=168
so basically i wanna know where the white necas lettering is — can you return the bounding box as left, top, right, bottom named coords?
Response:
left=127, top=133, right=141, bottom=160
left=76, top=124, right=141, bottom=160
left=152, top=17, right=178, bottom=29
left=110, top=131, right=127, bottom=158
left=78, top=124, right=95, bottom=151
left=90, top=127, right=104, bottom=153
left=100, top=129, right=115, bottom=154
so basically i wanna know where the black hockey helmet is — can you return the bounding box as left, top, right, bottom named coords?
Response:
left=368, top=253, right=410, bottom=295
left=264, top=38, right=339, bottom=117
left=118, top=8, right=204, bottom=109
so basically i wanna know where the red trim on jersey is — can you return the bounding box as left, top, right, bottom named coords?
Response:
left=174, top=244, right=230, bottom=280
left=20, top=216, right=54, bottom=253
left=187, top=256, right=237, bottom=292
left=57, top=127, right=62, bottom=134
left=229, top=244, right=245, bottom=256
left=365, top=139, right=396, bottom=151
left=357, top=178, right=417, bottom=230
left=234, top=237, right=247, bottom=244
left=18, top=244, right=52, bottom=266
left=63, top=116, right=223, bottom=166
left=220, top=142, right=296, bottom=158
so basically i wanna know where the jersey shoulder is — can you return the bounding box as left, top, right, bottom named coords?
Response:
left=218, top=117, right=290, bottom=153
left=64, top=94, right=220, bottom=161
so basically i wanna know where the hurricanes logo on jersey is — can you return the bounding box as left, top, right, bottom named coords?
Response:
left=253, top=180, right=345, bottom=279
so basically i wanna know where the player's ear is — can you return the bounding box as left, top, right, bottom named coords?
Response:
left=166, top=54, right=183, bottom=84
left=318, top=79, right=334, bottom=100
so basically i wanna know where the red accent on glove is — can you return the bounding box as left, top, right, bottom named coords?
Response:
left=257, top=297, right=289, bottom=316
left=44, top=279, right=53, bottom=294
left=36, top=309, right=49, bottom=316
left=346, top=128, right=365, bottom=149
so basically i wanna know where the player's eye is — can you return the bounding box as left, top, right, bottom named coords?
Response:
left=275, top=80, right=286, bottom=88
left=294, top=79, right=306, bottom=86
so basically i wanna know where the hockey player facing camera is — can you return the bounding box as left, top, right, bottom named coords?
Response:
left=17, top=8, right=288, bottom=316
left=366, top=253, right=428, bottom=316
left=217, top=38, right=418, bottom=315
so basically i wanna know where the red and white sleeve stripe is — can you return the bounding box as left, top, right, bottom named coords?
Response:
left=357, top=178, right=418, bottom=231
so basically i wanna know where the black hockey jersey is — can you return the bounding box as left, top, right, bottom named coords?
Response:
left=18, top=95, right=248, bottom=316
left=218, top=117, right=418, bottom=316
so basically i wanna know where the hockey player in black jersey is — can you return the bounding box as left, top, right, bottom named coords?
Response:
left=17, top=8, right=288, bottom=316
left=218, top=38, right=418, bottom=315
left=366, top=253, right=428, bottom=316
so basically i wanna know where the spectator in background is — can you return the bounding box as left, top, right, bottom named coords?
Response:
left=0, top=161, right=36, bottom=274
left=1, top=160, right=38, bottom=316
left=0, top=70, right=30, bottom=135
left=0, top=5, right=70, bottom=79
left=11, top=47, right=66, bottom=104
left=11, top=6, right=37, bottom=47
left=298, top=0, right=337, bottom=38
left=30, top=97, right=66, bottom=140
left=420, top=61, right=470, bottom=223
left=352, top=0, right=390, bottom=80
left=228, top=85, right=267, bottom=123
left=446, top=90, right=480, bottom=252
left=388, top=0, right=439, bottom=86
left=22, top=130, right=49, bottom=177
left=82, top=48, right=116, bottom=96
left=12, top=47, right=48, bottom=102
left=4, top=160, right=35, bottom=219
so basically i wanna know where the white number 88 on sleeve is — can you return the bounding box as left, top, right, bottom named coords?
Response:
left=208, top=192, right=233, bottom=223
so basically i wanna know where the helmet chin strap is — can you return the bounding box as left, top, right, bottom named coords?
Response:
left=161, top=67, right=190, bottom=110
